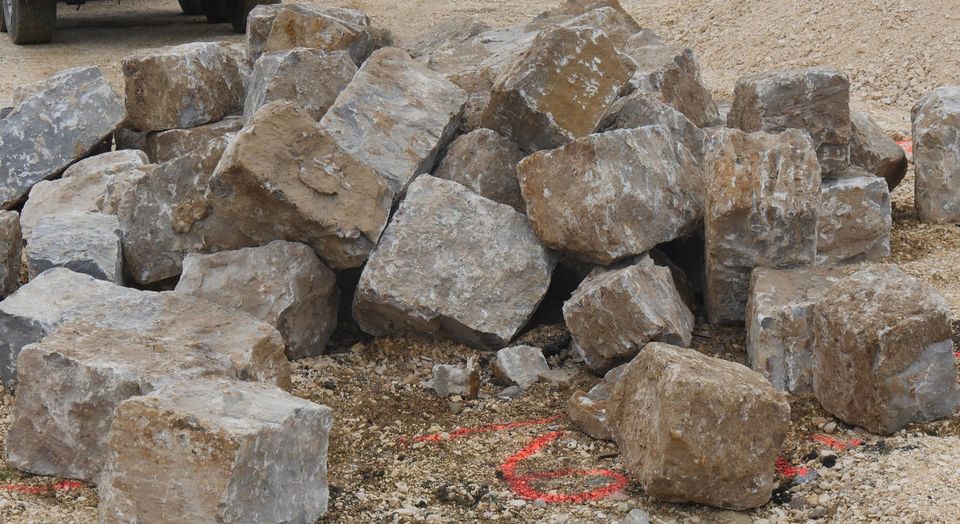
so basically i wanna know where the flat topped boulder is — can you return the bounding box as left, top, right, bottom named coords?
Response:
left=26, top=213, right=124, bottom=284
left=813, top=265, right=960, bottom=435
left=261, top=3, right=374, bottom=65
left=354, top=175, right=556, bottom=350
left=0, top=268, right=290, bottom=392
left=0, top=66, right=123, bottom=209
left=518, top=125, right=704, bottom=265
left=244, top=48, right=357, bottom=122
left=432, top=129, right=527, bottom=212
left=0, top=211, right=21, bottom=299
left=912, top=86, right=960, bottom=223
left=99, top=378, right=333, bottom=524
left=320, top=48, right=467, bottom=195
left=247, top=3, right=371, bottom=61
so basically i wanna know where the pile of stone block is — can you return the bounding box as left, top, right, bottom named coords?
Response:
left=0, top=0, right=955, bottom=517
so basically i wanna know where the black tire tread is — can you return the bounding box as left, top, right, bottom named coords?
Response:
left=8, top=0, right=56, bottom=45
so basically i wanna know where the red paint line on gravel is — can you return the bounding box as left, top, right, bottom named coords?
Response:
left=896, top=139, right=912, bottom=154
left=0, top=480, right=85, bottom=495
left=811, top=434, right=863, bottom=451
left=775, top=456, right=812, bottom=479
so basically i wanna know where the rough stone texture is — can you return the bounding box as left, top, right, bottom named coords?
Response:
left=143, top=117, right=243, bottom=164
left=432, top=129, right=526, bottom=212
left=208, top=101, right=393, bottom=270
left=262, top=4, right=374, bottom=65
left=817, top=172, right=891, bottom=265
left=728, top=68, right=851, bottom=174
left=567, top=365, right=624, bottom=441
left=607, top=343, right=791, bottom=509
left=564, top=262, right=694, bottom=374
left=26, top=214, right=124, bottom=284
left=176, top=241, right=340, bottom=360
left=320, top=48, right=467, bottom=195
left=491, top=345, right=550, bottom=389
left=122, top=42, right=247, bottom=132
left=812, top=265, right=960, bottom=435
left=479, top=25, right=631, bottom=153
left=912, top=86, right=960, bottom=223
left=0, top=268, right=290, bottom=392
left=745, top=267, right=844, bottom=394
left=0, top=211, right=21, bottom=299
left=0, top=66, right=124, bottom=209
left=850, top=111, right=909, bottom=190
left=244, top=48, right=357, bottom=123
left=518, top=125, right=703, bottom=265
left=354, top=176, right=556, bottom=350
left=600, top=91, right=706, bottom=164
left=62, top=150, right=149, bottom=180
left=622, top=39, right=720, bottom=128
left=704, top=128, right=821, bottom=324
left=431, top=359, right=479, bottom=399
left=405, top=16, right=492, bottom=58
left=99, top=378, right=332, bottom=523
left=6, top=323, right=238, bottom=483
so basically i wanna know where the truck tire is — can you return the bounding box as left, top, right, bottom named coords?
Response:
left=202, top=0, right=228, bottom=24
left=229, top=0, right=261, bottom=34
left=3, top=0, right=56, bottom=44
left=178, top=0, right=204, bottom=15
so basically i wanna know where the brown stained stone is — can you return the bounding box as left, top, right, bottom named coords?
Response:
left=600, top=91, right=706, bottom=164
left=912, top=86, right=960, bottom=223
left=850, top=111, right=908, bottom=190
left=262, top=4, right=374, bottom=65
left=244, top=49, right=357, bottom=122
left=607, top=342, right=790, bottom=509
left=432, top=129, right=527, bottom=212
left=142, top=117, right=243, bottom=164
left=817, top=172, right=891, bottom=265
left=0, top=211, right=21, bottom=299
left=247, top=4, right=370, bottom=61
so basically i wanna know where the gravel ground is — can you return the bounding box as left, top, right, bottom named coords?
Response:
left=2, top=1, right=960, bottom=522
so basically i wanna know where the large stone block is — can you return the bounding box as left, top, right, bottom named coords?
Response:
left=432, top=129, right=526, bottom=212
left=244, top=48, right=357, bottom=122
left=26, top=213, right=124, bottom=284
left=0, top=211, right=21, bottom=299
left=99, top=378, right=332, bottom=523
left=320, top=48, right=467, bottom=195
left=480, top=25, right=631, bottom=152
left=122, top=42, right=247, bottom=132
left=404, top=16, right=492, bottom=59
left=564, top=262, right=694, bottom=373
left=260, top=3, right=374, bottom=65
left=0, top=268, right=290, bottom=391
left=177, top=241, right=339, bottom=360
left=599, top=91, right=706, bottom=164
left=208, top=101, right=393, bottom=270
left=745, top=266, right=844, bottom=394
left=728, top=69, right=851, bottom=174
left=518, top=125, right=703, bottom=265
left=812, top=265, right=960, bottom=435
left=142, top=117, right=243, bottom=164
left=354, top=175, right=556, bottom=349
left=704, top=128, right=821, bottom=324
left=607, top=343, right=790, bottom=509
left=0, top=66, right=123, bottom=209
left=817, top=173, right=891, bottom=265
left=912, top=86, right=960, bottom=223
left=850, top=111, right=908, bottom=190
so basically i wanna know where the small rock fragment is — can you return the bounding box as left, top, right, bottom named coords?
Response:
left=912, top=86, right=960, bottom=223
left=817, top=172, right=891, bottom=265
left=433, top=129, right=526, bottom=211
left=849, top=111, right=908, bottom=190
left=26, top=213, right=124, bottom=284
left=491, top=345, right=549, bottom=389
left=244, top=48, right=357, bottom=122
left=431, top=359, right=480, bottom=399
left=622, top=508, right=651, bottom=524
left=568, top=382, right=613, bottom=440
left=142, top=117, right=243, bottom=163
left=0, top=211, right=21, bottom=298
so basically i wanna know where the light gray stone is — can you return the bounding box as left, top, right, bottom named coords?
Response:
left=0, top=211, right=21, bottom=299
left=912, top=86, right=960, bottom=223
left=491, top=345, right=549, bottom=389
left=817, top=173, right=891, bottom=265
left=244, top=48, right=357, bottom=122
left=99, top=378, right=332, bottom=523
left=404, top=16, right=491, bottom=58
left=600, top=91, right=706, bottom=165
left=353, top=176, right=556, bottom=349
left=176, top=241, right=340, bottom=360
left=62, top=150, right=149, bottom=180
left=142, top=117, right=243, bottom=164
left=850, top=111, right=908, bottom=190
left=26, top=213, right=123, bottom=284
left=432, top=129, right=526, bottom=212
left=622, top=509, right=651, bottom=524
left=0, top=66, right=124, bottom=209
left=431, top=359, right=479, bottom=398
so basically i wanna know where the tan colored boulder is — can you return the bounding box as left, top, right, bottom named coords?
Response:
left=849, top=111, right=908, bottom=190
left=404, top=16, right=492, bottom=58
left=99, top=378, right=332, bottom=523
left=607, top=343, right=790, bottom=509
left=246, top=4, right=372, bottom=61
left=244, top=48, right=357, bottom=122
left=518, top=125, right=703, bottom=265
left=208, top=101, right=393, bottom=270
left=0, top=211, right=21, bottom=299
left=817, top=171, right=891, bottom=265
left=567, top=365, right=625, bottom=440
left=704, top=128, right=821, bottom=324
left=142, top=117, right=243, bottom=164
left=812, top=265, right=960, bottom=435
left=491, top=345, right=550, bottom=389
left=912, top=86, right=960, bottom=223
left=600, top=91, right=706, bottom=164
left=262, top=3, right=374, bottom=65
left=353, top=176, right=556, bottom=349
left=176, top=241, right=340, bottom=360
left=433, top=129, right=526, bottom=212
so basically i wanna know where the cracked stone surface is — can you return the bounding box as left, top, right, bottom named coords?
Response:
left=26, top=213, right=124, bottom=284
left=142, top=117, right=243, bottom=164
left=850, top=110, right=908, bottom=190
left=912, top=86, right=960, bottom=223
left=0, top=211, right=21, bottom=299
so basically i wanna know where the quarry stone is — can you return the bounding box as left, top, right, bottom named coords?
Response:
left=26, top=213, right=124, bottom=284
left=0, top=211, right=21, bottom=299
left=491, top=345, right=550, bottom=389
left=912, top=86, right=960, bottom=223
left=244, top=48, right=357, bottom=122
left=850, top=110, right=908, bottom=190
left=817, top=173, right=891, bottom=265
left=432, top=129, right=526, bottom=212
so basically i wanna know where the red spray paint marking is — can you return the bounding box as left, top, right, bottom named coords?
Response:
left=775, top=456, right=812, bottom=480
left=776, top=434, right=864, bottom=479
left=0, top=480, right=85, bottom=495
left=810, top=434, right=863, bottom=451
left=896, top=139, right=913, bottom=154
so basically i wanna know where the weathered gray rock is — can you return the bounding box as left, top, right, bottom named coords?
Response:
left=248, top=3, right=374, bottom=65
left=0, top=66, right=124, bottom=209
left=354, top=176, right=556, bottom=349
left=817, top=172, right=891, bottom=265
left=0, top=212, right=21, bottom=298
left=480, top=25, right=631, bottom=152
left=622, top=38, right=720, bottom=128
left=63, top=150, right=149, bottom=180
left=849, top=111, right=908, bottom=190
left=491, top=345, right=549, bottom=389
left=6, top=322, right=238, bottom=482
left=728, top=68, right=851, bottom=174
left=745, top=267, right=845, bottom=394
left=208, top=101, right=393, bottom=270
left=518, top=125, right=703, bottom=265
left=122, top=42, right=247, bottom=132
left=607, top=343, right=791, bottom=509
left=564, top=262, right=694, bottom=373
left=99, top=378, right=332, bottom=523
left=26, top=213, right=124, bottom=284
left=433, top=129, right=526, bottom=212
left=404, top=16, right=492, bottom=58
left=320, top=48, right=467, bottom=195
left=912, top=86, right=960, bottom=223
left=142, top=117, right=243, bottom=164
left=176, top=241, right=339, bottom=360
left=431, top=359, right=479, bottom=398
left=244, top=48, right=357, bottom=122
left=622, top=509, right=652, bottom=524
left=600, top=91, right=706, bottom=164
left=0, top=268, right=291, bottom=391
left=812, top=265, right=960, bottom=435
left=704, top=128, right=821, bottom=324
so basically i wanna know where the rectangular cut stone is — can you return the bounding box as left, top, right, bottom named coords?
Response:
left=99, top=379, right=332, bottom=523
left=704, top=128, right=821, bottom=324
left=912, top=86, right=960, bottom=223
left=817, top=173, right=891, bottom=265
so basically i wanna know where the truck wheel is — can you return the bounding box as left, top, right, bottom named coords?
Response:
left=202, top=0, right=228, bottom=24
left=3, top=0, right=56, bottom=44
left=229, top=0, right=261, bottom=34
left=178, top=0, right=204, bottom=15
